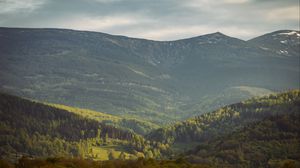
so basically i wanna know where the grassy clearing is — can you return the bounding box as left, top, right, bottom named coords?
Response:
left=87, top=145, right=134, bottom=160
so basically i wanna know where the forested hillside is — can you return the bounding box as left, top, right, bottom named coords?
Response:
left=0, top=89, right=299, bottom=167
left=145, top=90, right=300, bottom=167
left=147, top=90, right=300, bottom=144
left=46, top=103, right=159, bottom=135
left=184, top=112, right=300, bottom=167
left=0, top=93, right=168, bottom=162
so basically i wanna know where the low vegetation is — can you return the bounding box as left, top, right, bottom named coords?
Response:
left=0, top=157, right=211, bottom=168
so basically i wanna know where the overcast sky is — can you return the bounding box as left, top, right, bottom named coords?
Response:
left=0, top=0, right=299, bottom=40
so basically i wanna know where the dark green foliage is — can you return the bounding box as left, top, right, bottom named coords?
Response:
left=147, top=90, right=300, bottom=167
left=184, top=112, right=300, bottom=167
left=147, top=90, right=300, bottom=144
left=119, top=118, right=158, bottom=135
left=0, top=93, right=163, bottom=161
left=0, top=88, right=299, bottom=167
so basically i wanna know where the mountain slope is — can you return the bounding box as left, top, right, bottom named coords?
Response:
left=0, top=28, right=185, bottom=124
left=0, top=27, right=299, bottom=124
left=147, top=90, right=300, bottom=167
left=249, top=30, right=300, bottom=57
left=185, top=112, right=300, bottom=167
left=147, top=90, right=300, bottom=144
left=0, top=90, right=299, bottom=166
left=179, top=86, right=275, bottom=119
left=0, top=92, right=163, bottom=162
left=46, top=103, right=159, bottom=135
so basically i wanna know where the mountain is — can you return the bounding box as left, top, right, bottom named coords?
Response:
left=0, top=28, right=179, bottom=124
left=146, top=90, right=300, bottom=167
left=0, top=27, right=299, bottom=125
left=0, top=92, right=165, bottom=162
left=249, top=30, right=300, bottom=57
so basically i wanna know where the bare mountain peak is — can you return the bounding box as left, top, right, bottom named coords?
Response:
left=198, top=31, right=228, bottom=38
left=211, top=31, right=226, bottom=36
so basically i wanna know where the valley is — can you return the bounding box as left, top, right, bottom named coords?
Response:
left=0, top=28, right=299, bottom=168
left=0, top=90, right=299, bottom=167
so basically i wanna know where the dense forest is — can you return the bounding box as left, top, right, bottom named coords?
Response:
left=0, top=90, right=299, bottom=167
left=45, top=103, right=159, bottom=135
left=184, top=112, right=300, bottom=167
left=147, top=90, right=300, bottom=167
left=0, top=93, right=168, bottom=162
left=147, top=90, right=300, bottom=144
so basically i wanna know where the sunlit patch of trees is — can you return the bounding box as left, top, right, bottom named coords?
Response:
left=0, top=93, right=168, bottom=162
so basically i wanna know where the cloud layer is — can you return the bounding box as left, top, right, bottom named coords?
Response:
left=0, top=0, right=299, bottom=40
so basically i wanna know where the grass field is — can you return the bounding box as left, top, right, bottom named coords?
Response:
left=86, top=144, right=137, bottom=160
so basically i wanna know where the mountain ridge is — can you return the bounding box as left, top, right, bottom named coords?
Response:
left=2, top=26, right=298, bottom=42
left=0, top=27, right=299, bottom=125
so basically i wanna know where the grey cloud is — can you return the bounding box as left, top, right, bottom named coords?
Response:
left=0, top=0, right=298, bottom=40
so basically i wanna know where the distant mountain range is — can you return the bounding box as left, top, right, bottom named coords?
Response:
left=0, top=27, right=299, bottom=124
